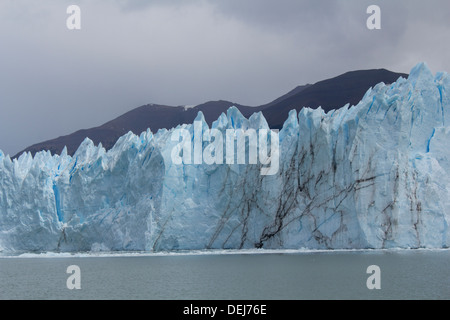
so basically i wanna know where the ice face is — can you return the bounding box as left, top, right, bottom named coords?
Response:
left=0, top=62, right=449, bottom=253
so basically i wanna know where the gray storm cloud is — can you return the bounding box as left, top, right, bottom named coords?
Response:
left=1, top=0, right=450, bottom=156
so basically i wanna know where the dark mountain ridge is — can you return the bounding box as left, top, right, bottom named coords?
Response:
left=14, top=68, right=408, bottom=158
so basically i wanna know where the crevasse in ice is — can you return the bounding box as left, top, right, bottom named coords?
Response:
left=0, top=62, right=449, bottom=253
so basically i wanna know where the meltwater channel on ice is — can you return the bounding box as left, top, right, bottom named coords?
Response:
left=0, top=62, right=449, bottom=254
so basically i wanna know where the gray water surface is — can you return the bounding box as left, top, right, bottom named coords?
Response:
left=0, top=250, right=449, bottom=300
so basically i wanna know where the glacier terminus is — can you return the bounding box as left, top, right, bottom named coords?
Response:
left=0, top=62, right=449, bottom=253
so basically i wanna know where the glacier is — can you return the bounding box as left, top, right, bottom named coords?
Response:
left=0, top=62, right=449, bottom=253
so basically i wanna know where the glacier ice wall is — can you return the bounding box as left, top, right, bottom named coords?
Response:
left=1, top=62, right=449, bottom=253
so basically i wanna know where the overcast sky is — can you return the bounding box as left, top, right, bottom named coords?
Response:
left=1, top=0, right=450, bottom=156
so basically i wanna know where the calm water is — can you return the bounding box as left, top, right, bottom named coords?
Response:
left=0, top=250, right=449, bottom=300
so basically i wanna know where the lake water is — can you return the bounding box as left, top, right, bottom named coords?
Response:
left=0, top=249, right=449, bottom=300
